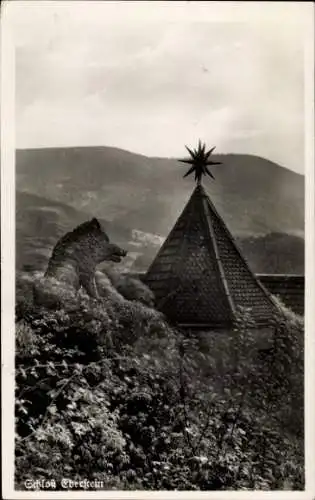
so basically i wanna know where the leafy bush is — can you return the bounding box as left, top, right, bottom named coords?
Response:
left=15, top=273, right=304, bottom=490
left=100, top=266, right=155, bottom=307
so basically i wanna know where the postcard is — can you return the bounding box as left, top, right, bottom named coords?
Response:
left=1, top=1, right=314, bottom=498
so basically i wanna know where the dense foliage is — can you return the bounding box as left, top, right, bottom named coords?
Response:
left=15, top=270, right=304, bottom=491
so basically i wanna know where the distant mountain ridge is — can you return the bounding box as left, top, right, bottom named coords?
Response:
left=16, top=146, right=304, bottom=239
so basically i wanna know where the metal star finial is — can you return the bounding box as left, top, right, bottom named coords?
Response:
left=179, top=141, right=221, bottom=184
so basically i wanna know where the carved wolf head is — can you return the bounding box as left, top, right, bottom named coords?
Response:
left=48, top=217, right=127, bottom=267
left=87, top=218, right=127, bottom=264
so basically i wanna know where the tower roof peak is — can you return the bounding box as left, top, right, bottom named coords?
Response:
left=144, top=182, right=277, bottom=328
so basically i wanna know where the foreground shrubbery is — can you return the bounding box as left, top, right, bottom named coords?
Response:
left=15, top=271, right=304, bottom=490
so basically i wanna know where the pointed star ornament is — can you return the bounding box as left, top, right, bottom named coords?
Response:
left=179, top=140, right=222, bottom=184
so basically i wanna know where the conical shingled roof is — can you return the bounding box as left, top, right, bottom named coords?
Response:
left=144, top=184, right=277, bottom=328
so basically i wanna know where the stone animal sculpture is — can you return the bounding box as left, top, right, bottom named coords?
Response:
left=42, top=217, right=127, bottom=300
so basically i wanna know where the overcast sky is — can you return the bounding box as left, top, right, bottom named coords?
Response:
left=10, top=1, right=312, bottom=172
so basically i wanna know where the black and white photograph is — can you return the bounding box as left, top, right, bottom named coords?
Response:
left=1, top=1, right=314, bottom=497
